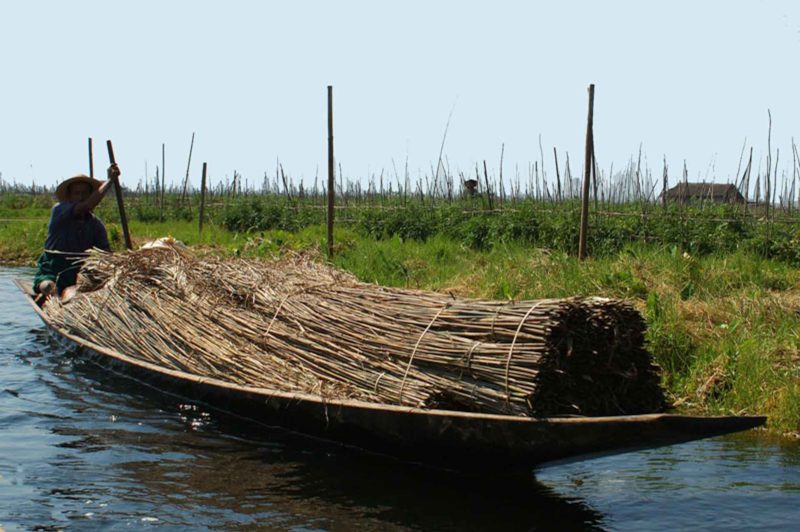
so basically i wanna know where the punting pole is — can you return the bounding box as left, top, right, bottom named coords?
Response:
left=106, top=140, right=133, bottom=250
left=88, top=137, right=94, bottom=179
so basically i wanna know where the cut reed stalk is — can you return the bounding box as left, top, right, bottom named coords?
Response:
left=46, top=243, right=666, bottom=417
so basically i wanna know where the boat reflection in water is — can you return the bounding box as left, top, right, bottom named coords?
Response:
left=44, top=349, right=608, bottom=530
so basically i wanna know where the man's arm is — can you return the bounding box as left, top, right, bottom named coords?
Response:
left=74, top=164, right=119, bottom=217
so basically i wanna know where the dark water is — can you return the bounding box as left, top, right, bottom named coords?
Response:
left=1, top=267, right=798, bottom=531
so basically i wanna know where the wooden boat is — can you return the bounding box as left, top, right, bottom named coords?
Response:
left=15, top=279, right=766, bottom=474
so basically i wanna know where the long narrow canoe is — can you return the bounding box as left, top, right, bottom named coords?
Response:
left=14, top=279, right=766, bottom=474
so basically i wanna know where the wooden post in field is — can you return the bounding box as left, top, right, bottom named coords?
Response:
left=181, top=132, right=194, bottom=201
left=553, top=147, right=561, bottom=201
left=662, top=156, right=668, bottom=212
left=199, top=162, right=207, bottom=234
left=181, top=132, right=195, bottom=215
left=160, top=143, right=165, bottom=222
left=106, top=140, right=133, bottom=250
left=578, top=84, right=595, bottom=261
left=592, top=144, right=599, bottom=210
left=483, top=160, right=493, bottom=210
left=764, top=110, right=771, bottom=221
left=327, top=85, right=335, bottom=258
left=88, top=138, right=94, bottom=179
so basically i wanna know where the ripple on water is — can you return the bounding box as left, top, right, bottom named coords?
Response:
left=1, top=266, right=799, bottom=531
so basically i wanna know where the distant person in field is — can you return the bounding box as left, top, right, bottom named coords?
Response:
left=33, top=164, right=120, bottom=300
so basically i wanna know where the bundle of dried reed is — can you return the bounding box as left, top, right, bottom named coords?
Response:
left=45, top=243, right=665, bottom=417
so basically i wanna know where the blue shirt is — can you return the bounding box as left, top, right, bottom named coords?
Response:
left=44, top=202, right=110, bottom=255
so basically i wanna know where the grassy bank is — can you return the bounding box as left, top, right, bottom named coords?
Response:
left=334, top=236, right=800, bottom=434
left=2, top=211, right=798, bottom=436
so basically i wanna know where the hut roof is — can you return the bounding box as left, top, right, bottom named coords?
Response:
left=664, top=182, right=744, bottom=202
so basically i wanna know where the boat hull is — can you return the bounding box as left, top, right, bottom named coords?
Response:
left=14, top=279, right=766, bottom=473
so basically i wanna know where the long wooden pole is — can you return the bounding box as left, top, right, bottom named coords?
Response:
left=578, top=84, right=595, bottom=261
left=553, top=146, right=561, bottom=201
left=483, top=160, right=493, bottom=210
left=88, top=138, right=94, bottom=179
left=199, top=162, right=207, bottom=234
left=181, top=132, right=195, bottom=214
left=106, top=140, right=133, bottom=249
left=327, top=85, right=335, bottom=258
left=766, top=110, right=772, bottom=221
left=160, top=143, right=165, bottom=222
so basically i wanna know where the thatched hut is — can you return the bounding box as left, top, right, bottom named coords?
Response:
left=663, top=183, right=744, bottom=204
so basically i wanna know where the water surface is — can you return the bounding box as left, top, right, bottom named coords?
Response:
left=1, top=267, right=798, bottom=530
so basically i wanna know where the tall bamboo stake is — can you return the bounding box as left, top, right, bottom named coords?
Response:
left=327, top=85, right=335, bottom=258
left=499, top=143, right=504, bottom=205
left=538, top=135, right=548, bottom=204
left=181, top=132, right=195, bottom=214
left=578, top=84, right=595, bottom=261
left=793, top=140, right=800, bottom=210
left=483, top=160, right=493, bottom=210
left=766, top=110, right=772, bottom=220
left=160, top=143, right=166, bottom=222
left=199, top=162, right=207, bottom=234
left=662, top=156, right=668, bottom=211
left=592, top=144, right=599, bottom=210
left=553, top=147, right=562, bottom=201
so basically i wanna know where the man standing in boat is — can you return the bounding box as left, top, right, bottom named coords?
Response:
left=33, top=164, right=120, bottom=300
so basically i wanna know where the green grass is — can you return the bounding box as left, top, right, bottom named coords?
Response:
left=2, top=195, right=799, bottom=436
left=0, top=219, right=48, bottom=264
left=333, top=240, right=800, bottom=435
left=8, top=190, right=800, bottom=263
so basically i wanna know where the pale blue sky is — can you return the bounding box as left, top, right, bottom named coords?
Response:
left=1, top=1, right=799, bottom=192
